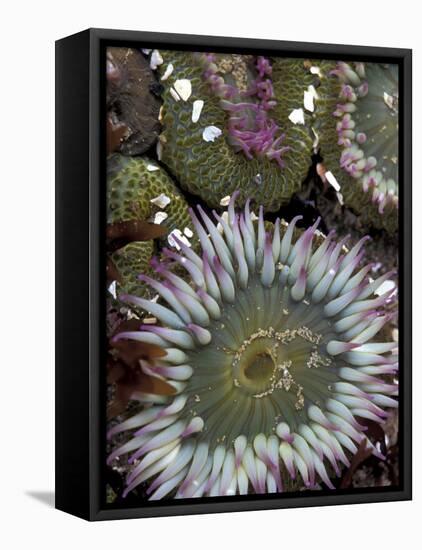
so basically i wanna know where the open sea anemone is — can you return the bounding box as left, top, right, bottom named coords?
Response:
left=316, top=62, right=399, bottom=233
left=156, top=51, right=314, bottom=211
left=107, top=193, right=398, bottom=499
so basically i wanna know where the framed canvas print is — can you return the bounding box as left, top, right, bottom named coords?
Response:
left=55, top=28, right=412, bottom=521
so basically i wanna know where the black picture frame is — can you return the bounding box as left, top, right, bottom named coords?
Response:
left=55, top=28, right=412, bottom=521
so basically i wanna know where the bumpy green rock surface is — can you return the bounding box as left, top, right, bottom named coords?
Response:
left=107, top=154, right=193, bottom=297
left=107, top=154, right=192, bottom=231
left=110, top=241, right=154, bottom=298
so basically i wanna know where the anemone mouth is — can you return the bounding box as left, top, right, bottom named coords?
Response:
left=108, top=193, right=398, bottom=500
left=182, top=275, right=337, bottom=448
left=239, top=346, right=276, bottom=388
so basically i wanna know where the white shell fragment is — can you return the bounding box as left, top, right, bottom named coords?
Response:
left=203, top=126, right=222, bottom=142
left=161, top=63, right=174, bottom=81
left=150, top=50, right=163, bottom=70
left=288, top=108, right=305, bottom=125
left=325, top=171, right=341, bottom=192
left=383, top=92, right=396, bottom=110
left=192, top=100, right=204, bottom=123
left=310, top=66, right=323, bottom=78
left=153, top=211, right=169, bottom=225
left=107, top=280, right=117, bottom=299
left=146, top=163, right=160, bottom=172
left=220, top=195, right=231, bottom=206
left=304, top=85, right=318, bottom=113
left=173, top=79, right=192, bottom=101
left=170, top=87, right=181, bottom=102
left=168, top=229, right=191, bottom=250
left=216, top=211, right=230, bottom=234
left=158, top=105, right=164, bottom=122
left=184, top=227, right=194, bottom=238
left=375, top=280, right=396, bottom=296
left=150, top=193, right=171, bottom=208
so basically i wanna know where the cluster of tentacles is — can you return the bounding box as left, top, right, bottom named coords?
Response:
left=331, top=62, right=398, bottom=214
left=202, top=54, right=290, bottom=167
left=316, top=60, right=399, bottom=233
left=107, top=193, right=398, bottom=500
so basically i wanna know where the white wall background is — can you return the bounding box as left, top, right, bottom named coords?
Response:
left=1, top=0, right=419, bottom=547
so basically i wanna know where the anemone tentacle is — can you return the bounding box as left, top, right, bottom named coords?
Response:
left=108, top=194, right=398, bottom=499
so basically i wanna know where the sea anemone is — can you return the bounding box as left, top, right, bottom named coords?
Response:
left=107, top=154, right=193, bottom=297
left=107, top=154, right=191, bottom=230
left=315, top=62, right=399, bottom=233
left=155, top=51, right=314, bottom=211
left=107, top=193, right=398, bottom=499
left=202, top=54, right=290, bottom=167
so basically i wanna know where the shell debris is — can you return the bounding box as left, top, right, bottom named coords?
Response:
left=375, top=280, right=396, bottom=296
left=325, top=171, right=341, bottom=192
left=288, top=108, right=305, bottom=125
left=150, top=50, right=163, bottom=70
left=192, top=100, right=204, bottom=123
left=170, top=87, right=181, bottom=102
left=107, top=281, right=117, bottom=299
left=304, top=85, right=318, bottom=112
left=161, top=63, right=174, bottom=81
left=150, top=193, right=171, bottom=208
left=220, top=195, right=231, bottom=206
left=168, top=229, right=191, bottom=250
left=173, top=79, right=192, bottom=101
left=310, top=65, right=323, bottom=78
left=153, top=211, right=169, bottom=225
left=203, top=126, right=222, bottom=142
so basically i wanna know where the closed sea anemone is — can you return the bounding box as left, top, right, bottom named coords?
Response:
left=156, top=51, right=314, bottom=211
left=107, top=192, right=398, bottom=499
left=106, top=154, right=192, bottom=297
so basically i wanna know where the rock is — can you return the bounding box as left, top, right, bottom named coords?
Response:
left=107, top=47, right=161, bottom=155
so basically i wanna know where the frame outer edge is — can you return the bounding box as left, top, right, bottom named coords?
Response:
left=401, top=48, right=412, bottom=500
left=55, top=29, right=91, bottom=520
left=89, top=28, right=103, bottom=521
left=56, top=28, right=412, bottom=520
